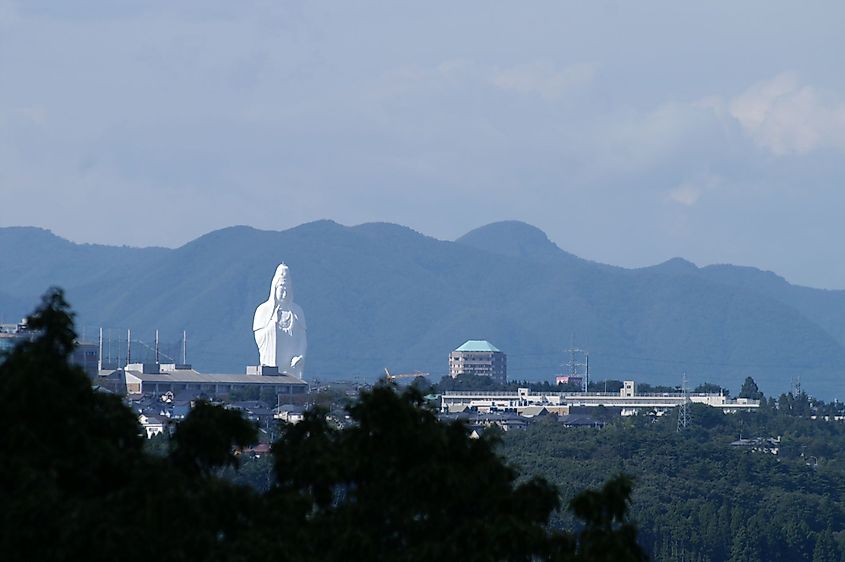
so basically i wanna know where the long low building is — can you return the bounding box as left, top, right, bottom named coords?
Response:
left=99, top=362, right=309, bottom=397
left=441, top=381, right=760, bottom=414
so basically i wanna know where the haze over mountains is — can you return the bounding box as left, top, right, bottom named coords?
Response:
left=1, top=220, right=843, bottom=397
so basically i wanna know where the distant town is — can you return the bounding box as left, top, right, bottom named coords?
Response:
left=1, top=320, right=762, bottom=443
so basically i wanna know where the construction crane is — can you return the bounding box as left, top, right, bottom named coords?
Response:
left=383, top=368, right=431, bottom=382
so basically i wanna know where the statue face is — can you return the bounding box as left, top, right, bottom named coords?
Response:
left=274, top=274, right=289, bottom=303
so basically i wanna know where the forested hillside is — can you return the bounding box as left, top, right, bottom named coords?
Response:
left=500, top=395, right=845, bottom=562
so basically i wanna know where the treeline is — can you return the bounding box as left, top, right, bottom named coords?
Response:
left=500, top=390, right=845, bottom=562
left=0, top=290, right=646, bottom=562
left=431, top=373, right=739, bottom=395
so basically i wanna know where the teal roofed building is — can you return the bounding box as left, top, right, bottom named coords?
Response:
left=455, top=340, right=501, bottom=352
left=449, top=340, right=507, bottom=383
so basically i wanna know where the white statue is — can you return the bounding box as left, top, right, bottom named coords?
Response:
left=253, top=264, right=307, bottom=378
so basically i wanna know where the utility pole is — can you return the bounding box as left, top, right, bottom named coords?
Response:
left=677, top=372, right=690, bottom=432
left=585, top=353, right=590, bottom=393
left=182, top=330, right=187, bottom=364
left=155, top=329, right=160, bottom=364
left=98, top=327, right=103, bottom=371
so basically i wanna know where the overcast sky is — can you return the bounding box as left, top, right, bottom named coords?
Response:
left=2, top=1, right=844, bottom=288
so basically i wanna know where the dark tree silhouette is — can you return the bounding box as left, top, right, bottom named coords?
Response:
left=739, top=377, right=764, bottom=400
left=0, top=289, right=647, bottom=562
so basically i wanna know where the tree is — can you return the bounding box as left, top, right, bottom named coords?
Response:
left=0, top=289, right=261, bottom=561
left=409, top=374, right=434, bottom=395
left=271, top=385, right=563, bottom=561
left=0, top=289, right=647, bottom=562
left=170, top=400, right=258, bottom=476
left=568, top=476, right=648, bottom=562
left=694, top=382, right=730, bottom=397
left=739, top=377, right=764, bottom=400
left=812, top=528, right=838, bottom=562
left=435, top=372, right=506, bottom=391
left=729, top=525, right=760, bottom=562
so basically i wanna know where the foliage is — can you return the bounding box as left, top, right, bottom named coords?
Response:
left=169, top=399, right=258, bottom=476
left=637, top=383, right=679, bottom=394
left=436, top=375, right=627, bottom=394
left=739, top=376, right=764, bottom=400
left=499, top=385, right=845, bottom=562
left=0, top=289, right=646, bottom=562
left=568, top=476, right=647, bottom=562
left=694, top=382, right=731, bottom=397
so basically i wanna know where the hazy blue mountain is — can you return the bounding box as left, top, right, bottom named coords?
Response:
left=699, top=264, right=845, bottom=347
left=0, top=227, right=168, bottom=304
left=0, top=289, right=28, bottom=326
left=1, top=221, right=843, bottom=396
left=456, top=221, right=583, bottom=265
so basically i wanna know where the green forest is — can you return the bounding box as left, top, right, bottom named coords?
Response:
left=230, top=378, right=845, bottom=561
left=499, top=392, right=845, bottom=562
left=435, top=373, right=845, bottom=561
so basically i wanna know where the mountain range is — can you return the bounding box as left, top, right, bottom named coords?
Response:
left=1, top=220, right=843, bottom=397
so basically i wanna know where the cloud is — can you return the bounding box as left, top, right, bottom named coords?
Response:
left=367, top=59, right=479, bottom=100
left=0, top=0, right=19, bottom=29
left=585, top=100, right=727, bottom=179
left=368, top=59, right=596, bottom=103
left=729, top=73, right=845, bottom=155
left=491, top=61, right=596, bottom=100
left=665, top=174, right=726, bottom=208
left=668, top=183, right=701, bottom=206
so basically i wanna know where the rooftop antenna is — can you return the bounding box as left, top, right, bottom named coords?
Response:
left=98, top=327, right=103, bottom=371
left=155, top=330, right=160, bottom=364
left=677, top=372, right=690, bottom=432
left=182, top=330, right=187, bottom=364
left=126, top=328, right=131, bottom=366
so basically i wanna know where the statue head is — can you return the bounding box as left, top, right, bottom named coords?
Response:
left=270, top=263, right=293, bottom=304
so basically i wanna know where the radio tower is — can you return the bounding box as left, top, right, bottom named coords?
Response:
left=677, top=372, right=691, bottom=432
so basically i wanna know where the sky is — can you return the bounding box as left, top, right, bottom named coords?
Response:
left=2, top=1, right=845, bottom=288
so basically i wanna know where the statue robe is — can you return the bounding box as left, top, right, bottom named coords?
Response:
left=253, top=266, right=307, bottom=378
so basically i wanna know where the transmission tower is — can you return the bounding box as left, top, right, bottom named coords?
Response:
left=792, top=375, right=802, bottom=397
left=564, top=344, right=589, bottom=392
left=677, top=373, right=691, bottom=432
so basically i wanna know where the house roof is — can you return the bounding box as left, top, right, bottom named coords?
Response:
left=122, top=369, right=307, bottom=386
left=455, top=340, right=501, bottom=352
left=140, top=414, right=166, bottom=426
left=519, top=406, right=549, bottom=417
left=559, top=414, right=604, bottom=427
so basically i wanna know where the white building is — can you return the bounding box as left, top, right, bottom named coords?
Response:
left=441, top=380, right=760, bottom=415
left=103, top=362, right=308, bottom=398
left=138, top=413, right=166, bottom=439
